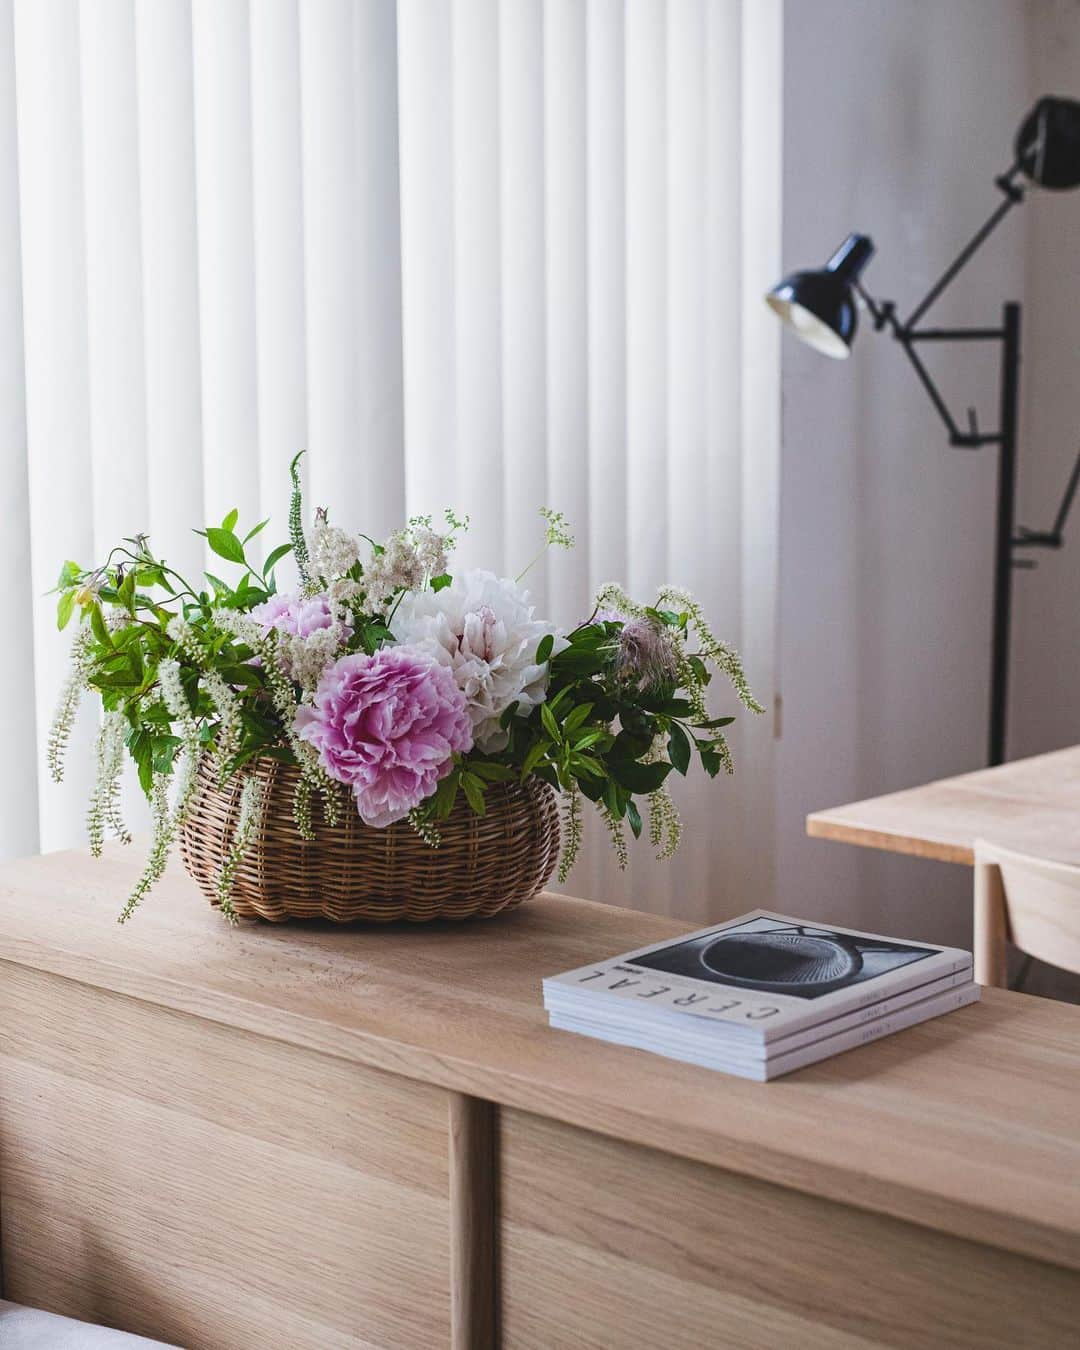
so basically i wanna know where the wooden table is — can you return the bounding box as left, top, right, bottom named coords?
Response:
left=1, top=845, right=1078, bottom=1348
left=807, top=744, right=1080, bottom=866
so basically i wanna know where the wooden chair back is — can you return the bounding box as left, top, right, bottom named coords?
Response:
left=973, top=838, right=1080, bottom=987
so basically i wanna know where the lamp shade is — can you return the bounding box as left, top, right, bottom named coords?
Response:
left=765, top=233, right=875, bottom=359
left=1015, top=95, right=1080, bottom=190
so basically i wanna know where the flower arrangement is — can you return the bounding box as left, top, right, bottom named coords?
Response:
left=49, top=453, right=762, bottom=921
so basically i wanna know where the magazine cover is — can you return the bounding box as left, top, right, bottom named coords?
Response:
left=544, top=909, right=972, bottom=1042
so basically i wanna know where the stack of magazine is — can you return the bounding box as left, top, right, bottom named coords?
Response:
left=543, top=910, right=977, bottom=1081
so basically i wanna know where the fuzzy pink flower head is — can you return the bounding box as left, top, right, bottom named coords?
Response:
left=250, top=590, right=350, bottom=640
left=294, top=647, right=473, bottom=828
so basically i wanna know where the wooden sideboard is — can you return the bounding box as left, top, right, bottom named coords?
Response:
left=1, top=845, right=1078, bottom=1348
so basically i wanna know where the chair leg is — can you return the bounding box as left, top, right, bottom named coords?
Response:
left=974, top=860, right=1009, bottom=988
left=1010, top=953, right=1034, bottom=993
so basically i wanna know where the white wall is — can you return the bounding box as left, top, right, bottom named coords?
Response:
left=776, top=0, right=1039, bottom=948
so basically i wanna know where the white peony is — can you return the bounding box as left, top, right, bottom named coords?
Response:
left=389, top=569, right=568, bottom=751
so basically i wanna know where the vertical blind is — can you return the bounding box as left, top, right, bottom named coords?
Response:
left=2, top=0, right=781, bottom=921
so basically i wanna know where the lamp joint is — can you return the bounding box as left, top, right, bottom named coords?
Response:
left=870, top=298, right=896, bottom=333
left=994, top=166, right=1025, bottom=204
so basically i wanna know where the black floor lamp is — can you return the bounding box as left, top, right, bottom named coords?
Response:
left=766, top=95, right=1080, bottom=767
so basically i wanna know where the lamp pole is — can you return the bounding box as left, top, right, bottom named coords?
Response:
left=989, top=302, right=1021, bottom=767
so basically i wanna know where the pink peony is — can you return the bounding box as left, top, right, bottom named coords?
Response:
left=250, top=590, right=350, bottom=640
left=294, top=647, right=473, bottom=827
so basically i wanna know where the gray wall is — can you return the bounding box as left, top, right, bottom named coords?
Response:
left=775, top=0, right=1057, bottom=948
left=1012, top=0, right=1080, bottom=760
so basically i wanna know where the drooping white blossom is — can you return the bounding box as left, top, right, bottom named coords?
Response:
left=47, top=627, right=93, bottom=783
left=87, top=710, right=130, bottom=856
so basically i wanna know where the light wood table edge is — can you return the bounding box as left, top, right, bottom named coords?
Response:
left=2, top=952, right=1074, bottom=1279
left=806, top=813, right=975, bottom=865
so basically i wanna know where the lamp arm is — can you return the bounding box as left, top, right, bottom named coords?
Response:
left=1014, top=445, right=1080, bottom=549
left=854, top=280, right=997, bottom=447
left=903, top=163, right=1025, bottom=331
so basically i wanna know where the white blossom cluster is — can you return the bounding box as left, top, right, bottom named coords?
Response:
left=117, top=688, right=201, bottom=924
left=327, top=577, right=361, bottom=610
left=277, top=625, right=349, bottom=696
left=363, top=521, right=451, bottom=609
left=215, top=773, right=265, bottom=923
left=213, top=607, right=344, bottom=833
left=47, top=627, right=93, bottom=784
left=87, top=710, right=130, bottom=856
left=157, top=657, right=196, bottom=737
left=166, top=615, right=243, bottom=778
left=310, top=521, right=360, bottom=580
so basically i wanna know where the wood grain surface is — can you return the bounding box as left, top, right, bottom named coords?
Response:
left=806, top=744, right=1080, bottom=866
left=1, top=844, right=1079, bottom=1278
left=499, top=1109, right=1080, bottom=1349
left=0, top=964, right=451, bottom=1349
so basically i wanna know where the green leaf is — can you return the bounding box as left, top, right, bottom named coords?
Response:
left=609, top=729, right=653, bottom=762
left=461, top=772, right=487, bottom=816
left=127, top=727, right=155, bottom=797
left=540, top=703, right=560, bottom=742
left=243, top=517, right=269, bottom=545
left=89, top=603, right=113, bottom=647
left=572, top=729, right=609, bottom=751
left=521, top=740, right=551, bottom=778
left=667, top=722, right=691, bottom=775
left=535, top=633, right=555, bottom=664
left=569, top=752, right=605, bottom=779
left=498, top=700, right=520, bottom=730
left=56, top=590, right=76, bottom=631
left=603, top=781, right=624, bottom=817
left=562, top=703, right=593, bottom=736
left=609, top=758, right=673, bottom=794
left=643, top=696, right=694, bottom=717
left=626, top=798, right=643, bottom=839
left=433, top=772, right=461, bottom=820
left=469, top=761, right=515, bottom=782
left=695, top=714, right=735, bottom=730
left=568, top=623, right=605, bottom=646
left=221, top=508, right=239, bottom=533
left=548, top=687, right=575, bottom=716
left=118, top=570, right=137, bottom=614
left=57, top=560, right=81, bottom=590
left=430, top=573, right=452, bottom=592
left=206, top=527, right=246, bottom=565
left=550, top=648, right=606, bottom=676
left=262, top=542, right=292, bottom=575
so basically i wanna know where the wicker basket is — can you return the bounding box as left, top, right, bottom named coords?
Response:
left=178, top=756, right=560, bottom=923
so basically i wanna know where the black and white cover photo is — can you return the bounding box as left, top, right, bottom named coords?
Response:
left=631, top=913, right=936, bottom=998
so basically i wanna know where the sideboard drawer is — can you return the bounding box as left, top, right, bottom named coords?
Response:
left=498, top=1107, right=1080, bottom=1350
left=0, top=963, right=451, bottom=1350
